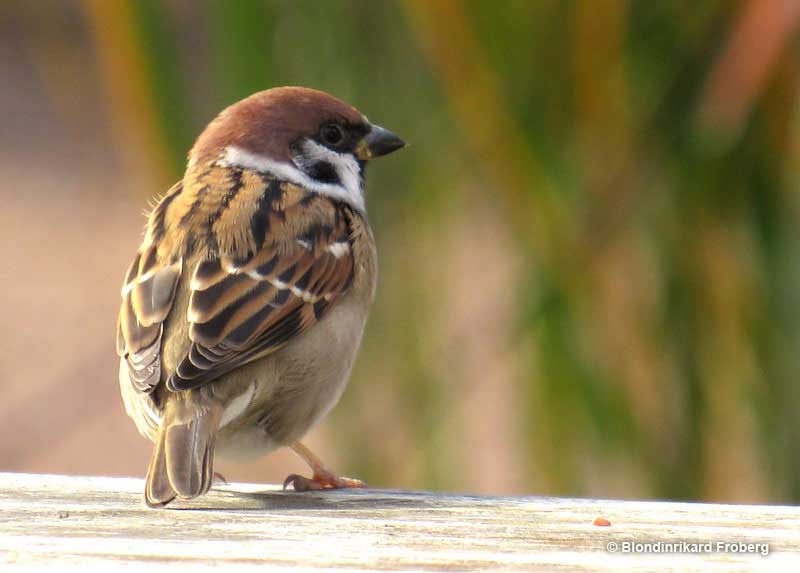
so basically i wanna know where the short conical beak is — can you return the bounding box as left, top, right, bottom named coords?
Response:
left=355, top=124, right=406, bottom=160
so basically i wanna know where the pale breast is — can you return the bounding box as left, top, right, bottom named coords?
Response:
left=214, top=291, right=371, bottom=461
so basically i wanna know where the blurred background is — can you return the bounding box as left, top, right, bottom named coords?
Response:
left=1, top=0, right=800, bottom=504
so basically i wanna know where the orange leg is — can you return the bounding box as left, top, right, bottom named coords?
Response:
left=283, top=442, right=366, bottom=492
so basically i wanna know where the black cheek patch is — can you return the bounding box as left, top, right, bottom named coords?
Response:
left=305, top=161, right=341, bottom=185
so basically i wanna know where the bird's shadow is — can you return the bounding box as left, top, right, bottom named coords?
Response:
left=168, top=486, right=483, bottom=513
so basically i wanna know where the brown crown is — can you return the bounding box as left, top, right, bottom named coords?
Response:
left=189, top=87, right=368, bottom=165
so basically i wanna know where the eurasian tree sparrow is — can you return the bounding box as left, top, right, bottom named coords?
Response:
left=116, top=87, right=405, bottom=507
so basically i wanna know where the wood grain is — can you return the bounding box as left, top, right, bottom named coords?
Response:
left=0, top=472, right=798, bottom=572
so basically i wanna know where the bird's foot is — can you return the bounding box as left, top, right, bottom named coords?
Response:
left=213, top=471, right=229, bottom=485
left=284, top=441, right=366, bottom=491
left=283, top=470, right=366, bottom=492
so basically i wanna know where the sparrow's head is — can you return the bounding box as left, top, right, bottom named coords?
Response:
left=189, top=87, right=406, bottom=211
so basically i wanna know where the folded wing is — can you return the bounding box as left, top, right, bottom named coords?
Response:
left=168, top=193, right=355, bottom=392
left=117, top=246, right=183, bottom=393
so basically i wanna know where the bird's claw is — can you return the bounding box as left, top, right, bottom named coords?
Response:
left=282, top=472, right=366, bottom=492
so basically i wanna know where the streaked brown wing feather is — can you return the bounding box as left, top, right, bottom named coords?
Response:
left=117, top=245, right=183, bottom=393
left=117, top=181, right=185, bottom=394
left=167, top=196, right=355, bottom=392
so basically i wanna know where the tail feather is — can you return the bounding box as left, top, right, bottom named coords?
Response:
left=164, top=413, right=218, bottom=498
left=145, top=400, right=220, bottom=507
left=145, top=429, right=175, bottom=508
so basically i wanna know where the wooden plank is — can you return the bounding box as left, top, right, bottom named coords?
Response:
left=0, top=472, right=797, bottom=572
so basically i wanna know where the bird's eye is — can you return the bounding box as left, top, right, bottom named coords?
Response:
left=320, top=123, right=345, bottom=146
